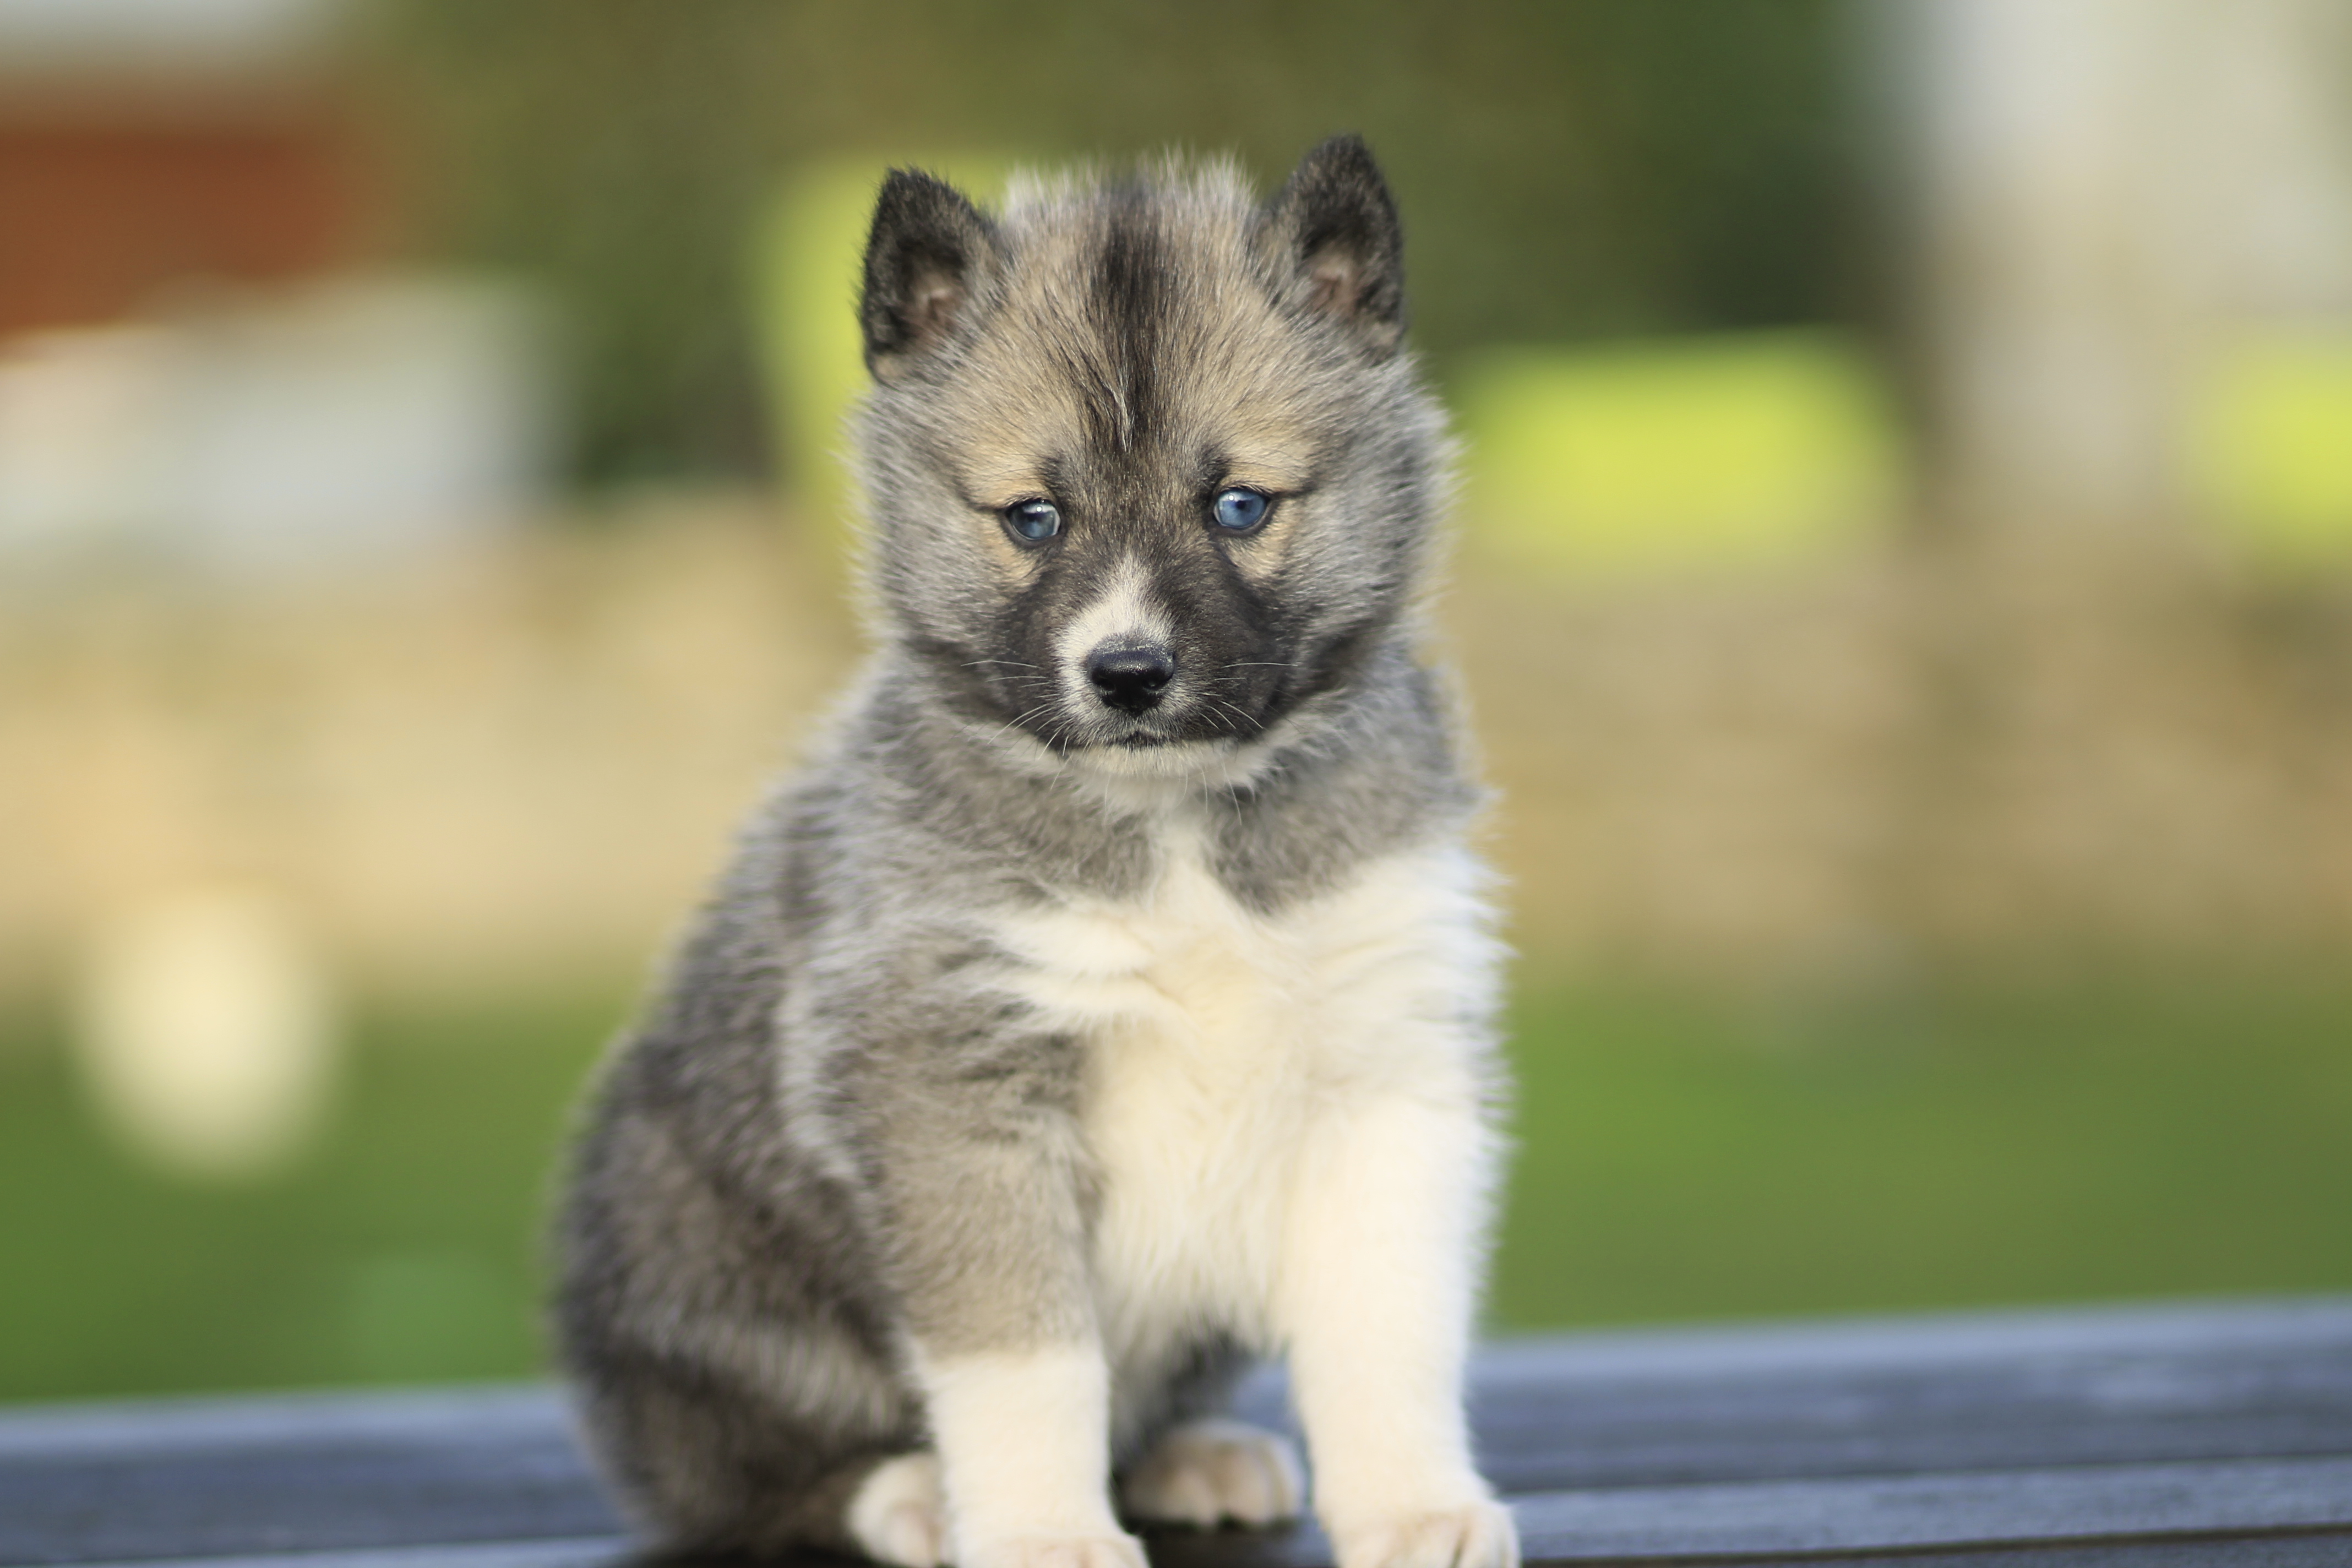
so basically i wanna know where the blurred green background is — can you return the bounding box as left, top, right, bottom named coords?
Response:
left=4, top=0, right=2350, bottom=1406
left=377, top=0, right=1852, bottom=485
left=8, top=976, right=2351, bottom=1402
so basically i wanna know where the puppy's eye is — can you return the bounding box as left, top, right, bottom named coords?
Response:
left=1211, top=487, right=1271, bottom=532
left=1002, top=499, right=1062, bottom=543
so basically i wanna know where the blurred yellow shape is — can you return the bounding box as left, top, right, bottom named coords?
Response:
left=1456, top=329, right=1904, bottom=576
left=2198, top=327, right=2352, bottom=567
left=72, top=887, right=339, bottom=1183
left=752, top=154, right=1009, bottom=569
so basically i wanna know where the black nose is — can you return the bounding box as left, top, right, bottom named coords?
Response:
left=1086, top=646, right=1175, bottom=715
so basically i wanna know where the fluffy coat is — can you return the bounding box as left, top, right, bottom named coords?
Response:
left=555, top=136, right=1517, bottom=1568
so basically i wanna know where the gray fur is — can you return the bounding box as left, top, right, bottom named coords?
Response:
left=556, top=137, right=1485, bottom=1555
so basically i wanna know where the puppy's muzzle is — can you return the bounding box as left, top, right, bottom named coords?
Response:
left=1086, top=644, right=1175, bottom=715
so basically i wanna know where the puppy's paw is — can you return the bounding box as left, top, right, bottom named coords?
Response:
left=959, top=1531, right=1149, bottom=1568
left=1121, top=1418, right=1306, bottom=1529
left=1331, top=1500, right=1518, bottom=1568
left=847, top=1451, right=950, bottom=1568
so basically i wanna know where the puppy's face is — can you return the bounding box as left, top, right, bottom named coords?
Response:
left=856, top=144, right=1442, bottom=773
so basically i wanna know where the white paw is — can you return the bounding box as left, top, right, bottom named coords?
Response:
left=1330, top=1500, right=1519, bottom=1568
left=847, top=1451, right=950, bottom=1568
left=1120, top=1418, right=1306, bottom=1529
left=957, top=1532, right=1149, bottom=1568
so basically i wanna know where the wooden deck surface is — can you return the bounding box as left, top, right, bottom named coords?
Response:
left=6, top=1297, right=2350, bottom=1567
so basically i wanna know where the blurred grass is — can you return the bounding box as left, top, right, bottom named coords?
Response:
left=0, top=993, right=626, bottom=1403
left=1493, top=978, right=2352, bottom=1326
left=4, top=977, right=2349, bottom=1403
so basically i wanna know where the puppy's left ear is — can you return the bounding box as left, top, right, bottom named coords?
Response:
left=860, top=169, right=1001, bottom=380
left=1262, top=134, right=1407, bottom=357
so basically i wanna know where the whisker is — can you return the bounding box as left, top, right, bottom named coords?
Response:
left=986, top=701, right=1061, bottom=748
left=1206, top=697, right=1258, bottom=737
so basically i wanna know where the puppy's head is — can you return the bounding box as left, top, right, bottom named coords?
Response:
left=853, top=137, right=1446, bottom=775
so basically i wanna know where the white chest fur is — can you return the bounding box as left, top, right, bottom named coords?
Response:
left=980, top=827, right=1501, bottom=1386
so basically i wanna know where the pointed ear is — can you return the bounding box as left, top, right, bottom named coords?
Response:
left=1262, top=134, right=1407, bottom=357
left=859, top=170, right=999, bottom=380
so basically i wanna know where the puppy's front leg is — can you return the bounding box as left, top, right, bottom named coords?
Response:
left=1277, top=1088, right=1517, bottom=1568
left=848, top=1041, right=1140, bottom=1568
left=913, top=1340, right=1137, bottom=1568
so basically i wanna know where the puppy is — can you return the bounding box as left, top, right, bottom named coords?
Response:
left=556, top=135, right=1515, bottom=1568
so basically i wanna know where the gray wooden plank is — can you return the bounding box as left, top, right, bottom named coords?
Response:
left=85, top=1536, right=2352, bottom=1568
left=1504, top=1455, right=2352, bottom=1561
left=1472, top=1297, right=2352, bottom=1384
left=1462, top=1296, right=2352, bottom=1493
left=0, top=1390, right=619, bottom=1566
left=4, top=1298, right=2349, bottom=1566
left=56, top=1545, right=635, bottom=1568
left=45, top=1530, right=2352, bottom=1568
left=17, top=1460, right=2352, bottom=1568
left=1147, top=1456, right=2352, bottom=1566
left=1758, top=1537, right=2352, bottom=1568
left=1466, top=1343, right=2352, bottom=1493
left=0, top=1389, right=575, bottom=1464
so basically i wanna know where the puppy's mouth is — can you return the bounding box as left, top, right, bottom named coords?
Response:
left=1042, top=689, right=1273, bottom=755
left=1082, top=704, right=1246, bottom=751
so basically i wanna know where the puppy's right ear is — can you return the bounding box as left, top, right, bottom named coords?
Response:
left=1262, top=135, right=1407, bottom=358
left=859, top=170, right=999, bottom=380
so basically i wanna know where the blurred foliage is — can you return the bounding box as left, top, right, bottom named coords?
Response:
left=1458, top=327, right=1902, bottom=576
left=752, top=153, right=1014, bottom=537
left=7, top=976, right=2350, bottom=1401
left=2197, top=328, right=2352, bottom=568
left=366, top=0, right=1849, bottom=484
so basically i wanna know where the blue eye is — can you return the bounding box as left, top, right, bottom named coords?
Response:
left=1212, top=487, right=1270, bottom=532
left=1003, top=499, right=1061, bottom=542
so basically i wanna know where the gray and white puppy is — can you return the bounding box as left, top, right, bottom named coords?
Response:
left=556, top=136, right=1515, bottom=1568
